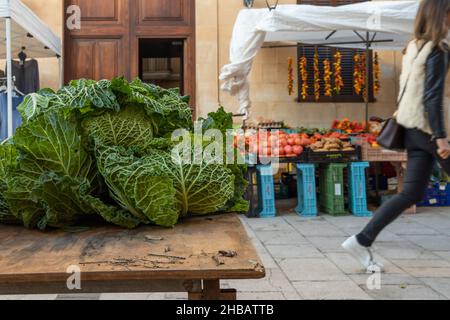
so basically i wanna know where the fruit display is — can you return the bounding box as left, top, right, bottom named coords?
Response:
left=309, top=138, right=355, bottom=152
left=235, top=130, right=307, bottom=158
left=353, top=133, right=380, bottom=148
left=331, top=118, right=366, bottom=134
left=332, top=118, right=383, bottom=137
left=234, top=116, right=387, bottom=162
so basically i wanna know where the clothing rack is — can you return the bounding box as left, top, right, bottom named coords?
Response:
left=0, top=76, right=24, bottom=97
left=0, top=76, right=16, bottom=86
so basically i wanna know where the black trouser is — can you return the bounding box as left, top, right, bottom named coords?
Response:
left=357, top=129, right=450, bottom=247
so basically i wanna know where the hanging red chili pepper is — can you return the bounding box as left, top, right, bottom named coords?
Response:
left=374, top=52, right=381, bottom=95
left=323, top=59, right=332, bottom=97
left=353, top=53, right=362, bottom=95
left=333, top=50, right=344, bottom=95
left=288, top=57, right=294, bottom=96
left=314, top=50, right=320, bottom=102
left=299, top=56, right=308, bottom=100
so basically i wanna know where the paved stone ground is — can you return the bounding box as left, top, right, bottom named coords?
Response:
left=2, top=205, right=450, bottom=300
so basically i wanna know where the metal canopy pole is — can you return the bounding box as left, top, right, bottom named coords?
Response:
left=6, top=17, right=13, bottom=138
left=365, top=31, right=371, bottom=130
left=58, top=55, right=63, bottom=89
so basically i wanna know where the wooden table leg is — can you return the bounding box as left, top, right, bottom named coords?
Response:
left=246, top=167, right=258, bottom=218
left=203, top=279, right=221, bottom=300
left=188, top=279, right=237, bottom=300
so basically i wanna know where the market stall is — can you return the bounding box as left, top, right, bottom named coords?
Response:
left=222, top=1, right=433, bottom=218
left=0, top=0, right=62, bottom=138
left=220, top=0, right=419, bottom=120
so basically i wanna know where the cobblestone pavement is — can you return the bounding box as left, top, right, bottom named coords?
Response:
left=2, top=206, right=450, bottom=300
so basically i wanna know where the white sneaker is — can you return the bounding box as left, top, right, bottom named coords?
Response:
left=342, top=236, right=384, bottom=273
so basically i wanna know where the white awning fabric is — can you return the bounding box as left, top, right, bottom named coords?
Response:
left=0, top=0, right=61, bottom=58
left=220, top=1, right=421, bottom=118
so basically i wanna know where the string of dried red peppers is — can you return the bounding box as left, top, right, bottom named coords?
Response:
left=288, top=57, right=294, bottom=96
left=333, top=50, right=344, bottom=95
left=323, top=59, right=333, bottom=97
left=374, top=52, right=381, bottom=95
left=313, top=50, right=320, bottom=102
left=299, top=56, right=308, bottom=100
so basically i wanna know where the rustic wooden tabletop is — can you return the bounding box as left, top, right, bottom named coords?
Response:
left=0, top=213, right=265, bottom=299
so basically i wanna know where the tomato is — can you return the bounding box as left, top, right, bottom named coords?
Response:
left=293, top=146, right=304, bottom=156
left=294, top=138, right=302, bottom=146
left=302, top=138, right=311, bottom=146
left=278, top=148, right=286, bottom=156
left=287, top=138, right=295, bottom=146
left=279, top=138, right=287, bottom=147
left=284, top=145, right=293, bottom=155
left=300, top=133, right=309, bottom=139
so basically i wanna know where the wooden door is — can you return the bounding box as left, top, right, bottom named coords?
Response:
left=130, top=0, right=196, bottom=104
left=64, top=0, right=195, bottom=107
left=64, top=0, right=130, bottom=81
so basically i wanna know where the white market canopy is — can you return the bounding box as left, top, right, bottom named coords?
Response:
left=0, top=0, right=61, bottom=58
left=0, top=0, right=62, bottom=139
left=220, top=1, right=420, bottom=118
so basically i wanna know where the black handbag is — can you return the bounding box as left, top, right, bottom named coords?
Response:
left=377, top=118, right=405, bottom=150
left=377, top=42, right=427, bottom=151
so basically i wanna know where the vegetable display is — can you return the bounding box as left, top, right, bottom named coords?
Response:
left=309, top=138, right=355, bottom=152
left=0, top=78, right=248, bottom=230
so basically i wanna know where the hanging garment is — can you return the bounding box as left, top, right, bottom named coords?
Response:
left=5, top=59, right=40, bottom=94
left=0, top=92, right=24, bottom=141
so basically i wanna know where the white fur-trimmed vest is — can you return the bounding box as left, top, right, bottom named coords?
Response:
left=395, top=39, right=450, bottom=139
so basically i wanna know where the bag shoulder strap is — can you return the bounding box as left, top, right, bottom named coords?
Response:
left=396, top=42, right=428, bottom=107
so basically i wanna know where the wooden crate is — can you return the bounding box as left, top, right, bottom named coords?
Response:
left=361, top=142, right=407, bottom=162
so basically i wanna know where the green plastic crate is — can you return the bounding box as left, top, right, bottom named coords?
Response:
left=319, top=163, right=349, bottom=216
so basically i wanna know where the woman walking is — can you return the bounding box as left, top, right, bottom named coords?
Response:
left=342, top=0, right=450, bottom=271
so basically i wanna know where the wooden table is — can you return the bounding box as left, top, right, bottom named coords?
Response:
left=0, top=214, right=265, bottom=300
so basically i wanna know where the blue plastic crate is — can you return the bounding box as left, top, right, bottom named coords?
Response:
left=418, top=183, right=450, bottom=207
left=295, top=164, right=318, bottom=217
left=348, top=162, right=373, bottom=217
left=256, top=165, right=277, bottom=217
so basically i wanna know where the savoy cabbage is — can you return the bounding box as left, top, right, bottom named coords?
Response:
left=0, top=78, right=249, bottom=230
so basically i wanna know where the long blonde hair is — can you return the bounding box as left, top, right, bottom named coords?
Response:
left=414, top=0, right=450, bottom=49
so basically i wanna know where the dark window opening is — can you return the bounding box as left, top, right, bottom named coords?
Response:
left=139, top=39, right=184, bottom=93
